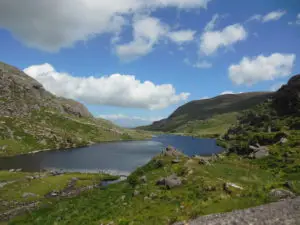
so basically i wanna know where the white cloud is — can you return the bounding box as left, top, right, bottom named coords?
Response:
left=220, top=91, right=234, bottom=95
left=0, top=0, right=210, bottom=52
left=168, top=30, right=196, bottom=44
left=24, top=63, right=190, bottom=110
left=204, top=14, right=220, bottom=31
left=115, top=16, right=196, bottom=60
left=199, top=24, right=247, bottom=55
left=248, top=10, right=286, bottom=23
left=98, top=114, right=164, bottom=128
left=184, top=58, right=212, bottom=68
left=229, top=53, right=296, bottom=85
left=262, top=10, right=286, bottom=22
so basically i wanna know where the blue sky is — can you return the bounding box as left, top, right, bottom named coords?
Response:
left=0, top=0, right=299, bottom=127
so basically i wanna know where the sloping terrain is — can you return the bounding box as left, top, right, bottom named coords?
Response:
left=0, top=62, right=149, bottom=156
left=139, top=92, right=272, bottom=135
left=8, top=75, right=299, bottom=225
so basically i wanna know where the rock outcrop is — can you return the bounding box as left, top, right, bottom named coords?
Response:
left=0, top=61, right=92, bottom=118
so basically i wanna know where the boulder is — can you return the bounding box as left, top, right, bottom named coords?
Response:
left=9, top=169, right=15, bottom=172
left=249, top=145, right=269, bottom=159
left=156, top=174, right=182, bottom=189
left=171, top=159, right=181, bottom=164
left=199, top=157, right=211, bottom=165
left=22, top=192, right=37, bottom=198
left=140, top=175, right=147, bottom=183
left=269, top=189, right=295, bottom=200
left=164, top=146, right=183, bottom=157
left=133, top=190, right=140, bottom=196
left=223, top=182, right=243, bottom=194
left=279, top=137, right=288, bottom=144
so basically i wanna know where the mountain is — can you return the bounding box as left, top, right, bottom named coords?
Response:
left=0, top=62, right=148, bottom=156
left=140, top=92, right=273, bottom=136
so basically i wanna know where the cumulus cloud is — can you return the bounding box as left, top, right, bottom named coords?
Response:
left=229, top=53, right=296, bottom=85
left=24, top=63, right=190, bottom=110
left=98, top=114, right=164, bottom=127
left=248, top=10, right=286, bottom=23
left=115, top=16, right=196, bottom=60
left=199, top=24, right=247, bottom=55
left=168, top=30, right=196, bottom=44
left=0, top=0, right=209, bottom=52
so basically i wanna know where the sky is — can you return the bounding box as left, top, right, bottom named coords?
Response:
left=0, top=0, right=300, bottom=127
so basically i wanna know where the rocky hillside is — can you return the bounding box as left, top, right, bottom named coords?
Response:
left=140, top=92, right=272, bottom=136
left=0, top=62, right=149, bottom=156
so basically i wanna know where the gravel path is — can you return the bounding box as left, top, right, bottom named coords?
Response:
left=175, top=197, right=300, bottom=225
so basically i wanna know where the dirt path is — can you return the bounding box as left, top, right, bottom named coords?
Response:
left=175, top=197, right=300, bottom=225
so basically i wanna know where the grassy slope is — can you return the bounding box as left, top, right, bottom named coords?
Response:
left=173, top=112, right=238, bottom=138
left=0, top=171, right=118, bottom=215
left=140, top=92, right=271, bottom=134
left=9, top=149, right=300, bottom=225
left=0, top=109, right=151, bottom=156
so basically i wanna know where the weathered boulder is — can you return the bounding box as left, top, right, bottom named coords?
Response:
left=249, top=145, right=269, bottom=159
left=140, top=175, right=147, bottom=183
left=223, top=182, right=243, bottom=194
left=269, top=189, right=295, bottom=200
left=22, top=192, right=38, bottom=198
left=156, top=174, right=182, bottom=189
left=163, top=146, right=183, bottom=157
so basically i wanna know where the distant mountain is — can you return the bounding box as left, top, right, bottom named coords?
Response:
left=139, top=92, right=273, bottom=135
left=0, top=62, right=148, bottom=156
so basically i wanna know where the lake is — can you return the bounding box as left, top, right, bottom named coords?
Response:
left=0, top=135, right=223, bottom=175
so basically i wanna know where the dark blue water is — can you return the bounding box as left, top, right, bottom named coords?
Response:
left=0, top=135, right=222, bottom=175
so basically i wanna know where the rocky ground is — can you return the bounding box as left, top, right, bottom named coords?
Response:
left=175, top=197, right=300, bottom=225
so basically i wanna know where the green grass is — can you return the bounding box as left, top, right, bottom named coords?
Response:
left=0, top=171, right=118, bottom=213
left=173, top=112, right=238, bottom=138
left=9, top=153, right=294, bottom=225
left=0, top=110, right=151, bottom=156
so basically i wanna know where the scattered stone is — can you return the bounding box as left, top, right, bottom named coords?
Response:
left=149, top=192, right=157, bottom=199
left=171, top=159, right=181, bottom=164
left=199, top=157, right=211, bottom=165
left=0, top=145, right=8, bottom=151
left=22, top=192, right=37, bottom=198
left=269, top=189, right=295, bottom=200
left=140, top=175, right=147, bottom=183
left=204, top=185, right=217, bottom=192
left=133, top=190, right=140, bottom=196
left=223, top=182, right=243, bottom=194
left=249, top=144, right=269, bottom=159
left=121, top=195, right=126, bottom=201
left=284, top=181, right=294, bottom=190
left=144, top=196, right=150, bottom=201
left=163, top=146, right=183, bottom=157
left=9, top=169, right=15, bottom=172
left=156, top=174, right=182, bottom=189
left=15, top=168, right=22, bottom=172
left=279, top=137, right=288, bottom=144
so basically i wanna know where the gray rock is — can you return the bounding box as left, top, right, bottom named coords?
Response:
left=9, top=169, right=15, bottom=172
left=199, top=158, right=211, bottom=165
left=249, top=145, right=269, bottom=159
left=15, top=168, right=22, bottom=172
left=156, top=174, right=182, bottom=189
left=133, top=190, right=140, bottom=196
left=269, top=189, right=295, bottom=200
left=279, top=137, right=288, bottom=144
left=175, top=197, right=300, bottom=225
left=22, top=192, right=37, bottom=198
left=140, top=175, right=147, bottom=183
left=171, top=159, right=181, bottom=164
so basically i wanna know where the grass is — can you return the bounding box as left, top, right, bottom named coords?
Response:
left=0, top=171, right=118, bottom=214
left=173, top=112, right=238, bottom=138
left=8, top=152, right=296, bottom=225
left=0, top=109, right=151, bottom=156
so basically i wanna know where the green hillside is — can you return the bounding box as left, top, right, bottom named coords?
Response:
left=0, top=62, right=150, bottom=156
left=139, top=92, right=272, bottom=137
